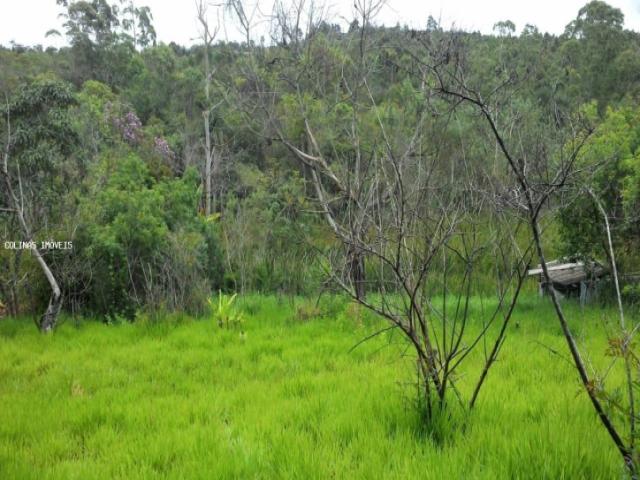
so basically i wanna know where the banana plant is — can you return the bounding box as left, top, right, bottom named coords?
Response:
left=209, top=291, right=244, bottom=329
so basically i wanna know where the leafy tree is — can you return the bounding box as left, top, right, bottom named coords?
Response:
left=0, top=77, right=78, bottom=330
left=563, top=1, right=629, bottom=109
left=52, top=0, right=155, bottom=87
left=493, top=20, right=516, bottom=37
left=559, top=105, right=640, bottom=272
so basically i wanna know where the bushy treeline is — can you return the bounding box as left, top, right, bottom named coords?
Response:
left=2, top=0, right=640, bottom=318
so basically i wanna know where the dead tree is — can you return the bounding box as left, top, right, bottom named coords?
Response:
left=319, top=139, right=533, bottom=414
left=587, top=188, right=638, bottom=472
left=196, top=0, right=222, bottom=215
left=224, top=0, right=257, bottom=46
left=422, top=32, right=637, bottom=475
left=222, top=3, right=533, bottom=412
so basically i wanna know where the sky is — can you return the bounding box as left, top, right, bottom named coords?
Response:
left=2, top=0, right=640, bottom=49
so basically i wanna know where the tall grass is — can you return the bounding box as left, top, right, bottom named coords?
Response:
left=0, top=295, right=629, bottom=478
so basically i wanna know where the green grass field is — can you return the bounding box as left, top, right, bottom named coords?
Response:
left=0, top=296, right=630, bottom=479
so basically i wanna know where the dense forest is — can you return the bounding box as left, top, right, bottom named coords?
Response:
left=3, top=0, right=640, bottom=477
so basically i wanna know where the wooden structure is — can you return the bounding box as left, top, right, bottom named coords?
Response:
left=527, top=260, right=608, bottom=305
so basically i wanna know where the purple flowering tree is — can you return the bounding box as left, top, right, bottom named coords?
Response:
left=112, top=110, right=142, bottom=145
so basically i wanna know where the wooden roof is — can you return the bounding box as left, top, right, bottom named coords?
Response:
left=527, top=260, right=607, bottom=286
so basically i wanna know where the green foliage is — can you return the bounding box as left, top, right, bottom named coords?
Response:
left=2, top=77, right=77, bottom=176
left=0, top=77, right=81, bottom=314
left=209, top=291, right=244, bottom=329
left=77, top=154, right=222, bottom=318
left=622, top=283, right=640, bottom=307
left=125, top=45, right=179, bottom=123
left=559, top=105, right=640, bottom=271
left=4, top=0, right=640, bottom=316
left=221, top=167, right=319, bottom=294
left=563, top=1, right=632, bottom=109
left=74, top=80, right=117, bottom=153
left=293, top=301, right=322, bottom=322
left=55, top=0, right=156, bottom=86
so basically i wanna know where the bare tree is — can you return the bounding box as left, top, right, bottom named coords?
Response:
left=196, top=0, right=223, bottom=215
left=224, top=0, right=259, bottom=45
left=587, top=187, right=639, bottom=474
left=302, top=118, right=527, bottom=419
left=422, top=31, right=637, bottom=475
left=223, top=2, right=533, bottom=414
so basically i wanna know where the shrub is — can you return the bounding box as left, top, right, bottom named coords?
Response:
left=294, top=302, right=322, bottom=322
left=210, top=292, right=244, bottom=329
left=76, top=155, right=222, bottom=319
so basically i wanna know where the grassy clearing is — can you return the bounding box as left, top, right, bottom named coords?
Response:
left=0, top=295, right=631, bottom=479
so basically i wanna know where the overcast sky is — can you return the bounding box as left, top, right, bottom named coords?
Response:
left=2, top=0, right=640, bottom=49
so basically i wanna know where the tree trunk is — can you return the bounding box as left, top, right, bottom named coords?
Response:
left=2, top=151, right=62, bottom=332
left=39, top=277, right=62, bottom=332
left=203, top=92, right=212, bottom=215
left=349, top=247, right=366, bottom=300
left=17, top=217, right=62, bottom=332
left=211, top=132, right=223, bottom=213
left=202, top=7, right=212, bottom=216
